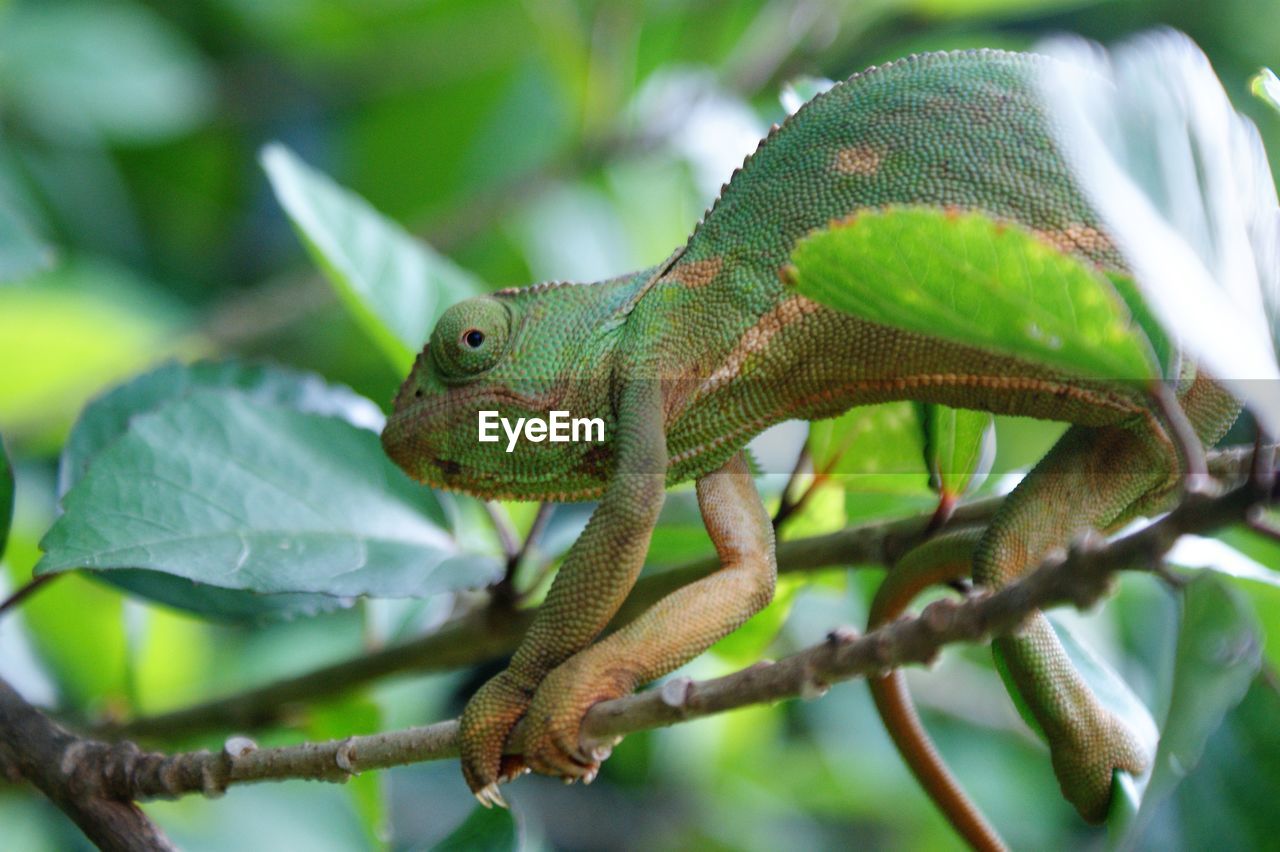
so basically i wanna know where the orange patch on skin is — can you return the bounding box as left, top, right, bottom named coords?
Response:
left=699, top=296, right=823, bottom=394
left=670, top=257, right=724, bottom=288
left=1033, top=224, right=1117, bottom=261
left=833, top=145, right=882, bottom=176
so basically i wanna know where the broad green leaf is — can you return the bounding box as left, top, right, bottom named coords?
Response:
left=1251, top=68, right=1280, bottom=114
left=0, top=198, right=54, bottom=283
left=1137, top=676, right=1280, bottom=850
left=261, top=143, right=485, bottom=370
left=59, top=360, right=383, bottom=496
left=0, top=437, right=11, bottom=561
left=789, top=207, right=1159, bottom=384
left=432, top=805, right=519, bottom=852
left=1123, top=575, right=1262, bottom=846
left=0, top=257, right=192, bottom=446
left=57, top=360, right=387, bottom=621
left=918, top=404, right=995, bottom=498
left=0, top=2, right=214, bottom=143
left=38, top=390, right=500, bottom=598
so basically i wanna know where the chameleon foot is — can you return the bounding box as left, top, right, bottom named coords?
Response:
left=458, top=670, right=533, bottom=799
left=518, top=655, right=632, bottom=782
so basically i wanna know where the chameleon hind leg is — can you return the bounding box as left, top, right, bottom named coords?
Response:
left=976, top=420, right=1178, bottom=822
left=978, top=373, right=1240, bottom=822
left=514, top=451, right=777, bottom=780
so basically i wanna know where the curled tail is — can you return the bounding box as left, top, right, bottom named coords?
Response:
left=867, top=528, right=1007, bottom=852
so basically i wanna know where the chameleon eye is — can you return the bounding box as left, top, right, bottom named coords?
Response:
left=429, top=297, right=511, bottom=382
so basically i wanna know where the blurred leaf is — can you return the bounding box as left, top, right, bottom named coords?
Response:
left=1169, top=534, right=1280, bottom=589
left=1251, top=68, right=1280, bottom=113
left=431, top=804, right=518, bottom=852
left=1136, top=675, right=1280, bottom=850
left=808, top=402, right=931, bottom=493
left=919, top=404, right=995, bottom=498
left=1123, top=575, right=1262, bottom=846
left=38, top=390, right=501, bottom=598
left=779, top=75, right=835, bottom=115
left=789, top=207, right=1159, bottom=384
left=1, top=436, right=11, bottom=560
left=0, top=198, right=54, bottom=283
left=262, top=144, right=485, bottom=371
left=908, top=0, right=1104, bottom=18
left=0, top=1, right=214, bottom=143
left=57, top=360, right=387, bottom=621
left=0, top=257, right=192, bottom=445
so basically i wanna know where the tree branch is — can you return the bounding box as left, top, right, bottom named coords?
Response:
left=28, top=478, right=1267, bottom=804
left=0, top=679, right=175, bottom=851
left=103, top=495, right=1006, bottom=740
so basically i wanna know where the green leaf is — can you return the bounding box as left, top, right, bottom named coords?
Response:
left=261, top=143, right=486, bottom=371
left=0, top=198, right=54, bottom=283
left=789, top=207, right=1160, bottom=384
left=0, top=2, right=214, bottom=143
left=432, top=804, right=519, bottom=852
left=0, top=436, right=12, bottom=561
left=919, top=404, right=994, bottom=498
left=57, top=361, right=389, bottom=621
left=59, top=360, right=383, bottom=496
left=1126, top=575, right=1262, bottom=843
left=38, top=390, right=501, bottom=598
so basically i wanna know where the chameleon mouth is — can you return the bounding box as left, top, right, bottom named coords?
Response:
left=380, top=385, right=570, bottom=496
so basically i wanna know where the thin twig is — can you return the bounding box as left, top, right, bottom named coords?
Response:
left=0, top=574, right=59, bottom=620
left=1150, top=381, right=1209, bottom=488
left=772, top=446, right=813, bottom=530
left=482, top=502, right=520, bottom=561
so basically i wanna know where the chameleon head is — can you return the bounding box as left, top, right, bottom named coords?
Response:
left=381, top=290, right=618, bottom=501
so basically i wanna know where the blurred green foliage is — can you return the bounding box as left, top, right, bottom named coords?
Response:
left=2, top=0, right=1279, bottom=850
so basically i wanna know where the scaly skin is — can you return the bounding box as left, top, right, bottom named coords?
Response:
left=381, top=50, right=1241, bottom=822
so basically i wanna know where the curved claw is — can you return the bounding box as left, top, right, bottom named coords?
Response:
left=474, top=783, right=508, bottom=809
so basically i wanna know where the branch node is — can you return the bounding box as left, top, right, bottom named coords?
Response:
left=223, top=736, right=257, bottom=760
left=659, top=677, right=694, bottom=711
left=335, top=738, right=360, bottom=775
left=60, top=740, right=92, bottom=781
left=921, top=600, right=956, bottom=635
left=202, top=754, right=230, bottom=799
left=826, top=626, right=859, bottom=645
left=799, top=662, right=830, bottom=700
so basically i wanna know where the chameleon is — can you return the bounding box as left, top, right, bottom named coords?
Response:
left=380, top=49, right=1241, bottom=844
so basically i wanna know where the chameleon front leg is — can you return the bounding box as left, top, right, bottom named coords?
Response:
left=515, top=451, right=776, bottom=781
left=975, top=423, right=1167, bottom=822
left=459, top=384, right=668, bottom=804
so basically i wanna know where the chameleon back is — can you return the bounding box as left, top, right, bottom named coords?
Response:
left=645, top=50, right=1142, bottom=482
